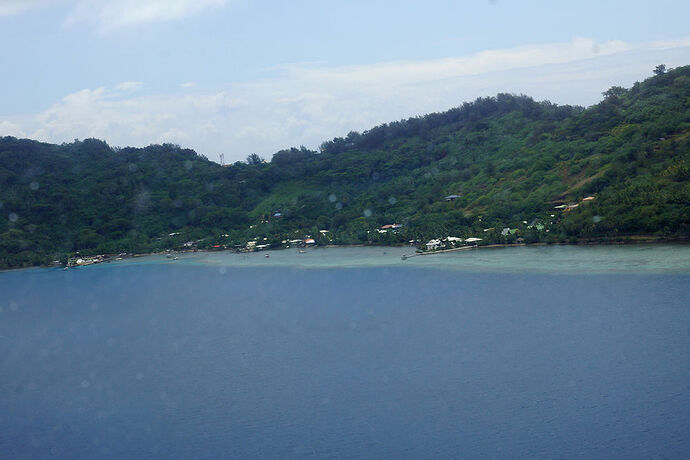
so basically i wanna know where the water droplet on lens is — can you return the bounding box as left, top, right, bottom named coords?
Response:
left=29, top=181, right=39, bottom=191
left=363, top=209, right=372, bottom=217
left=8, top=213, right=18, bottom=222
left=335, top=202, right=343, bottom=210
left=388, top=196, right=397, bottom=205
left=328, top=194, right=337, bottom=202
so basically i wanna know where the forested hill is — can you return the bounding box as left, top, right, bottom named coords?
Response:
left=1, top=65, right=689, bottom=268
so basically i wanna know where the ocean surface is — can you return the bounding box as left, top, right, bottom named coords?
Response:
left=1, top=245, right=689, bottom=458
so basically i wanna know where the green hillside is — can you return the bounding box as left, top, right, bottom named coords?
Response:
left=1, top=65, right=689, bottom=268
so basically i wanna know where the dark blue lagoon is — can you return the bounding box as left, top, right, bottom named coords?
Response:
left=1, top=246, right=689, bottom=458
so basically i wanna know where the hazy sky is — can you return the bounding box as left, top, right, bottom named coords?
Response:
left=1, top=0, right=689, bottom=163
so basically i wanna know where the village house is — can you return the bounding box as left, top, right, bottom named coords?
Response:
left=426, top=239, right=443, bottom=250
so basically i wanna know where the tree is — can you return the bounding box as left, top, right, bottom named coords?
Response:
left=602, top=86, right=626, bottom=99
left=654, top=64, right=666, bottom=75
left=246, top=153, right=263, bottom=165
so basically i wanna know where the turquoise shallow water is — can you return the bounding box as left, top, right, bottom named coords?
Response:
left=1, top=245, right=689, bottom=458
left=113, top=243, right=690, bottom=274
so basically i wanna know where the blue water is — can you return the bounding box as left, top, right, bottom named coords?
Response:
left=1, top=247, right=689, bottom=458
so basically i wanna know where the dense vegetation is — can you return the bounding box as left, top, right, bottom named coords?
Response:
left=1, top=65, right=689, bottom=268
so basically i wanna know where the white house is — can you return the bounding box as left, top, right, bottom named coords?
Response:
left=426, top=239, right=442, bottom=250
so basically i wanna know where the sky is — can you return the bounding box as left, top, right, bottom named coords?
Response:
left=1, top=0, right=690, bottom=163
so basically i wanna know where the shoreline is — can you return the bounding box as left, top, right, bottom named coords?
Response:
left=400, top=238, right=690, bottom=259
left=1, top=237, right=688, bottom=273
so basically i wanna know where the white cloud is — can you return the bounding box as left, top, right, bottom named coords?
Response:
left=0, top=0, right=58, bottom=16
left=649, top=36, right=690, bottom=50
left=1, top=0, right=228, bottom=30
left=2, top=38, right=689, bottom=163
left=64, top=0, right=229, bottom=31
left=114, top=81, right=144, bottom=92
left=0, top=119, right=25, bottom=137
left=282, top=38, right=630, bottom=87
